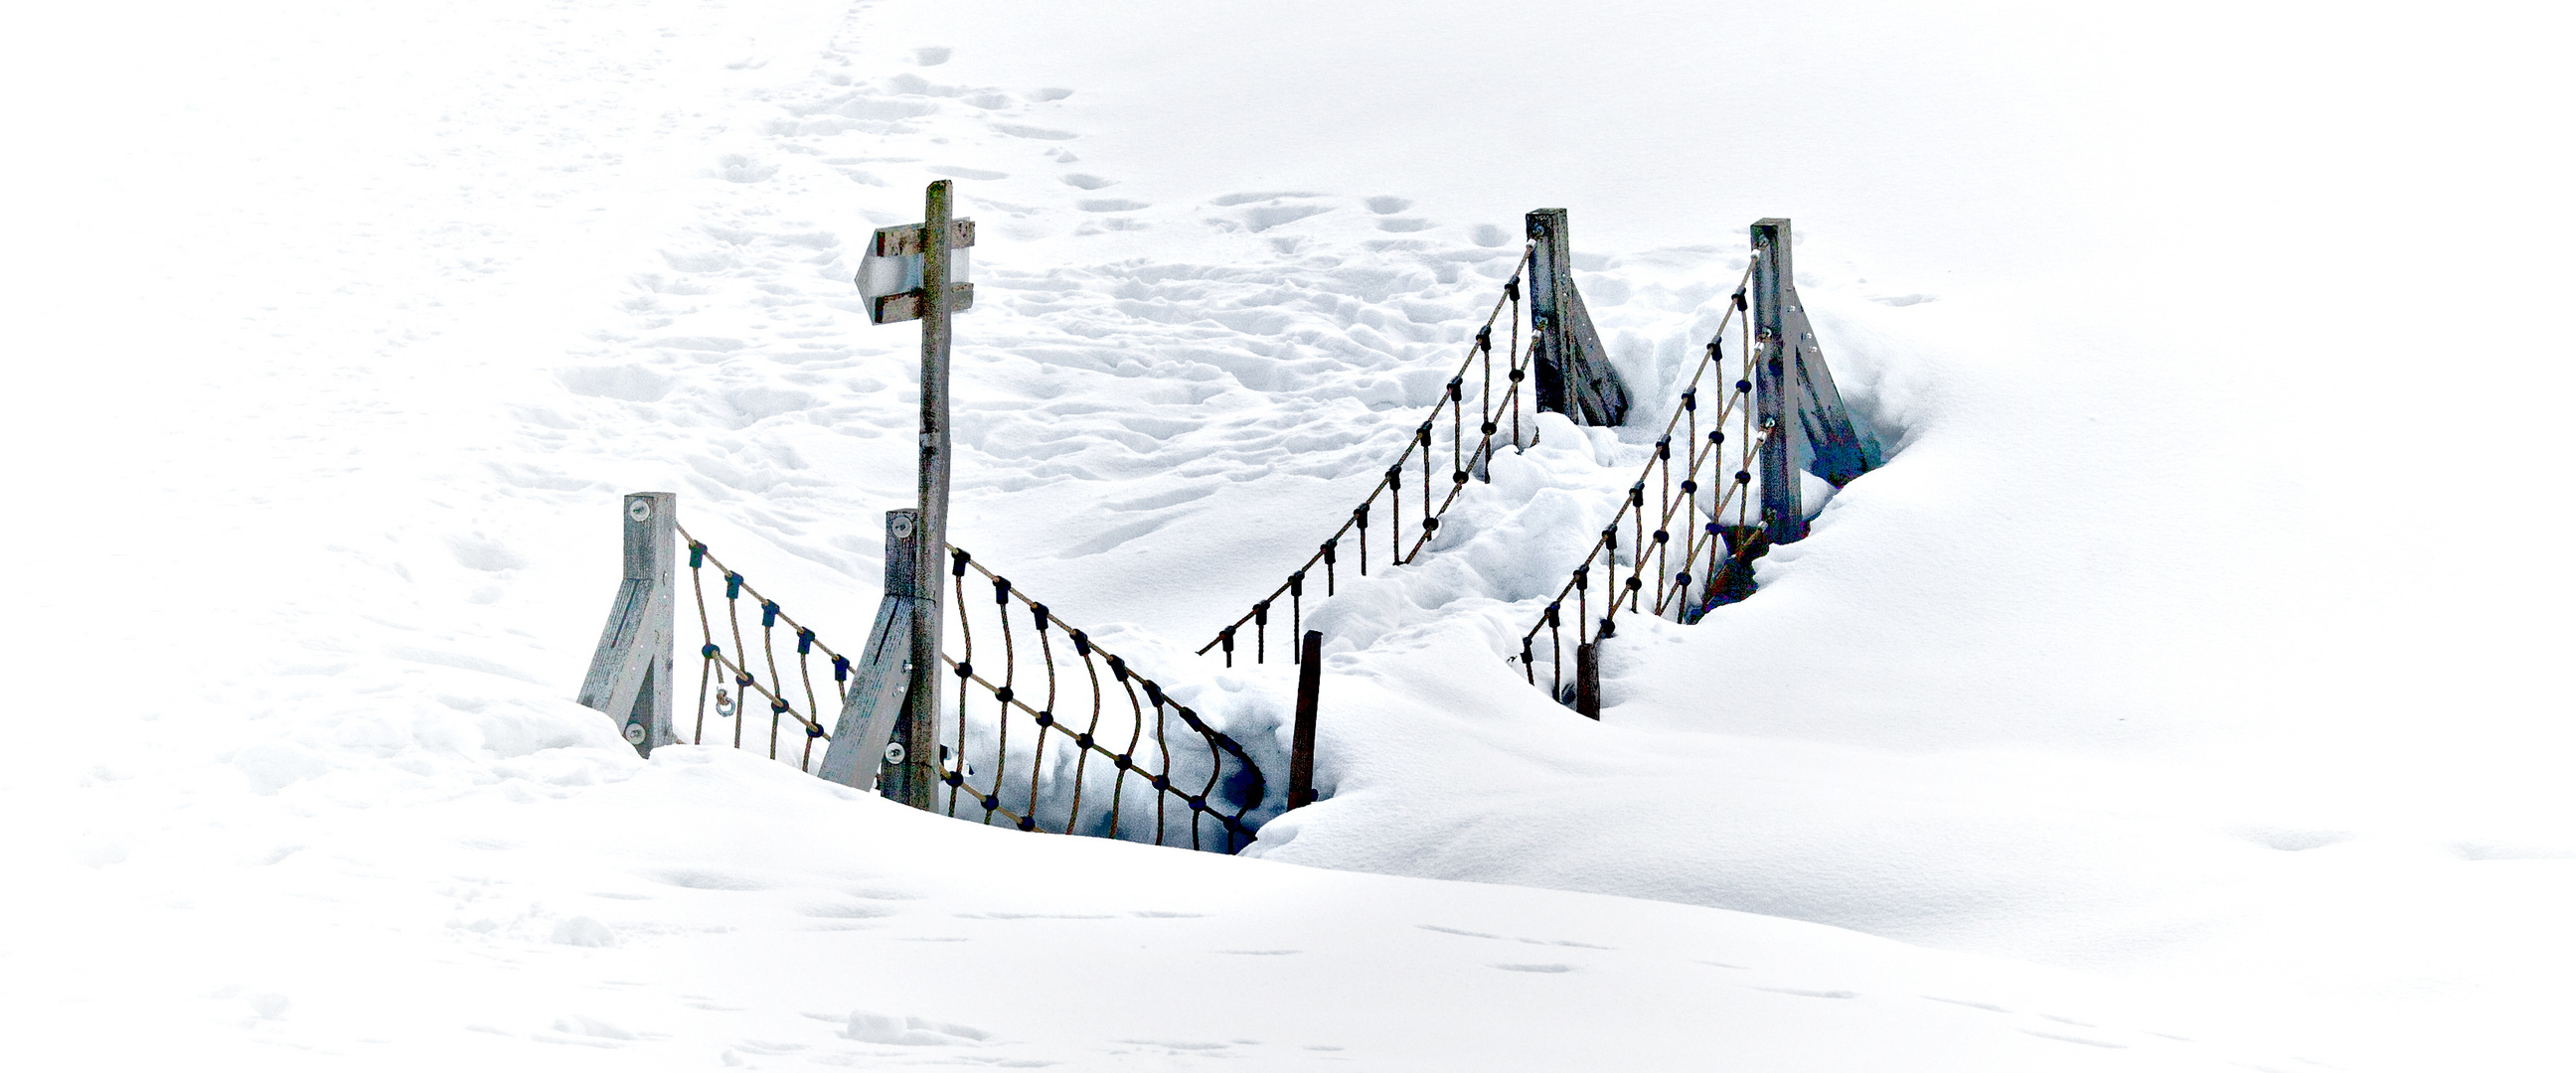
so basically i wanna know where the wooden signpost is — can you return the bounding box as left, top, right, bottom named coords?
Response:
left=820, top=181, right=976, bottom=808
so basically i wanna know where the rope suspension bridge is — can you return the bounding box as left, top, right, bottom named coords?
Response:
left=576, top=184, right=1881, bottom=857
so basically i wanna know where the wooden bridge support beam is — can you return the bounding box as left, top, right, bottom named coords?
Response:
left=1527, top=209, right=1632, bottom=426
left=577, top=492, right=677, bottom=757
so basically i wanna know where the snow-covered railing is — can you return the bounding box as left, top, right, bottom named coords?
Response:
left=1195, top=245, right=1539, bottom=666
left=934, top=545, right=1265, bottom=851
left=1516, top=262, right=1766, bottom=706
left=1517, top=219, right=1886, bottom=712
left=578, top=493, right=1273, bottom=853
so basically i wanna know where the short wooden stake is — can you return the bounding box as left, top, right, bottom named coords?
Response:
left=1573, top=642, right=1601, bottom=720
left=577, top=492, right=677, bottom=756
left=1288, top=630, right=1323, bottom=809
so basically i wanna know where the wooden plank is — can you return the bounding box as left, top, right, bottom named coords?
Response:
left=866, top=282, right=975, bottom=326
left=1289, top=630, right=1323, bottom=808
left=871, top=219, right=977, bottom=257
left=817, top=591, right=915, bottom=789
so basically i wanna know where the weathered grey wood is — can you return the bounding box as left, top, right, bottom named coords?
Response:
left=818, top=509, right=925, bottom=790
left=576, top=492, right=676, bottom=756
left=866, top=284, right=975, bottom=326
left=1288, top=630, right=1322, bottom=809
left=1779, top=300, right=1885, bottom=486
left=1752, top=219, right=1882, bottom=546
left=1751, top=220, right=1805, bottom=544
left=859, top=220, right=977, bottom=325
left=901, top=180, right=958, bottom=813
left=1525, top=209, right=1631, bottom=426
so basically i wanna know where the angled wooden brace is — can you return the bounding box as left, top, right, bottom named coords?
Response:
left=577, top=492, right=677, bottom=756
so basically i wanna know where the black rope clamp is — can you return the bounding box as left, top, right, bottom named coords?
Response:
left=994, top=685, right=1013, bottom=705
left=1509, top=366, right=1526, bottom=383
left=1452, top=469, right=1469, bottom=485
left=1033, top=710, right=1053, bottom=727
left=1653, top=529, right=1669, bottom=544
left=688, top=542, right=706, bottom=568
left=1681, top=479, right=1698, bottom=494
left=1144, top=682, right=1166, bottom=707
left=1675, top=571, right=1692, bottom=587
left=993, top=577, right=1011, bottom=605
left=806, top=722, right=825, bottom=739
left=1681, top=388, right=1697, bottom=412
left=1446, top=378, right=1462, bottom=402
left=1288, top=570, right=1305, bottom=595
left=1353, top=505, right=1369, bottom=530
left=1545, top=602, right=1561, bottom=625
left=1031, top=602, right=1049, bottom=631
left=1656, top=437, right=1672, bottom=460
left=1481, top=420, right=1497, bottom=435
left=1709, top=430, right=1725, bottom=445
left=702, top=643, right=722, bottom=660
left=1504, top=278, right=1520, bottom=301
left=1572, top=567, right=1589, bottom=590
left=1219, top=627, right=1236, bottom=653
left=1733, top=290, right=1747, bottom=311
left=1736, top=470, right=1752, bottom=484
left=1106, top=655, right=1128, bottom=682
left=1475, top=325, right=1493, bottom=352
left=950, top=547, right=971, bottom=576
left=1705, top=340, right=1720, bottom=361
left=1630, top=485, right=1645, bottom=507
left=832, top=654, right=850, bottom=682
left=1387, top=466, right=1402, bottom=491
left=1625, top=576, right=1643, bottom=592
left=760, top=600, right=779, bottom=627
left=1320, top=541, right=1338, bottom=564
left=1735, top=379, right=1752, bottom=392
left=724, top=572, right=743, bottom=599
left=954, top=661, right=973, bottom=680
left=734, top=673, right=753, bottom=689
left=1069, top=629, right=1091, bottom=657
left=1252, top=601, right=1269, bottom=625
left=770, top=697, right=789, bottom=714
left=796, top=627, right=815, bottom=654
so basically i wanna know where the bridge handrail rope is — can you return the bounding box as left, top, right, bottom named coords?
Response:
left=673, top=523, right=1263, bottom=850
left=1517, top=258, right=1766, bottom=699
left=676, top=526, right=840, bottom=771
left=1197, top=243, right=1540, bottom=666
left=947, top=545, right=1264, bottom=850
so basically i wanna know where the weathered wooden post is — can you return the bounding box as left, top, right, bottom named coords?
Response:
left=1526, top=209, right=1632, bottom=426
left=1752, top=218, right=1883, bottom=548
left=1288, top=630, right=1323, bottom=808
left=1573, top=641, right=1601, bottom=720
left=1751, top=219, right=1803, bottom=545
left=577, top=492, right=677, bottom=756
left=836, top=180, right=976, bottom=810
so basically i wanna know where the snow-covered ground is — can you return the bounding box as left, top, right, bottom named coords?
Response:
left=5, top=1, right=2571, bottom=1069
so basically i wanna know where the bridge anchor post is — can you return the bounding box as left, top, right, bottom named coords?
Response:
left=576, top=492, right=677, bottom=756
left=1527, top=209, right=1632, bottom=426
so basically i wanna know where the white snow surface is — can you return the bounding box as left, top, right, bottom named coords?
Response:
left=5, top=1, right=2573, bottom=1069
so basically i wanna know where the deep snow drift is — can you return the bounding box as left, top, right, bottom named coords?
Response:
left=4, top=1, right=2571, bottom=1070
